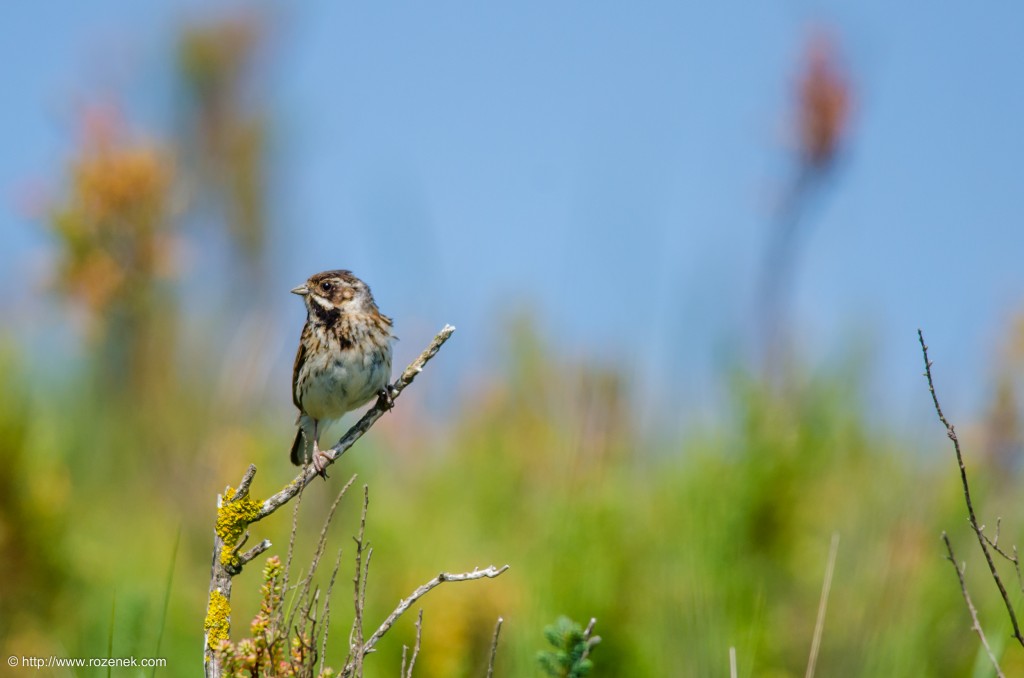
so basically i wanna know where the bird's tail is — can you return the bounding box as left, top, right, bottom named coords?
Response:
left=289, top=428, right=306, bottom=466
left=290, top=415, right=315, bottom=466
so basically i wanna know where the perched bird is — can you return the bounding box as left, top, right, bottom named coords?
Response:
left=289, top=270, right=394, bottom=476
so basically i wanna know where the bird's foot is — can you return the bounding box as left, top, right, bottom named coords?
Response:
left=312, top=441, right=331, bottom=479
left=376, top=386, right=396, bottom=411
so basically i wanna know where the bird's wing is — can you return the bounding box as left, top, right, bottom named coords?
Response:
left=292, top=323, right=309, bottom=411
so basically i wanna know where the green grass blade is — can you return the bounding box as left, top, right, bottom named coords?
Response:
left=152, top=525, right=181, bottom=677
left=107, top=593, right=116, bottom=678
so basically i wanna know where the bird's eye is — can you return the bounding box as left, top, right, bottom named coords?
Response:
left=321, top=281, right=333, bottom=292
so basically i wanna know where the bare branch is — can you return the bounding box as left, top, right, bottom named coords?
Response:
left=729, top=647, right=737, bottom=678
left=349, top=485, right=371, bottom=677
left=980, top=518, right=1024, bottom=594
left=342, top=565, right=510, bottom=676
left=256, top=325, right=456, bottom=522
left=287, top=475, right=356, bottom=638
left=281, top=482, right=306, bottom=620
left=403, top=609, right=423, bottom=678
left=486, top=617, right=504, bottom=678
left=238, top=539, right=272, bottom=567
left=579, top=618, right=600, bottom=666
left=232, top=531, right=250, bottom=555
left=309, top=477, right=355, bottom=579
left=235, top=464, right=257, bottom=500
left=319, top=547, right=345, bottom=678
left=943, top=533, right=1005, bottom=678
left=805, top=532, right=839, bottom=678
left=361, top=549, right=373, bottom=618
left=300, top=588, right=322, bottom=664
left=919, top=329, right=1024, bottom=647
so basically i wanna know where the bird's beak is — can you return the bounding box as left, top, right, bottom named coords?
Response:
left=291, top=284, right=309, bottom=296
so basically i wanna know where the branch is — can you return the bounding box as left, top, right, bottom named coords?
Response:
left=919, top=329, right=1024, bottom=647
left=238, top=539, right=272, bottom=567
left=342, top=565, right=510, bottom=676
left=981, top=518, right=1024, bottom=594
left=347, top=486, right=371, bottom=676
left=286, top=475, right=357, bottom=637
left=235, top=464, right=257, bottom=500
left=579, top=618, right=600, bottom=666
left=486, top=617, right=503, bottom=678
left=365, top=565, right=509, bottom=653
left=943, top=533, right=1006, bottom=678
left=318, top=547, right=344, bottom=678
left=257, top=324, right=456, bottom=522
left=401, top=609, right=424, bottom=678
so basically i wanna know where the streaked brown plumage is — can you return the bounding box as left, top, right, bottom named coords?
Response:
left=289, top=270, right=394, bottom=476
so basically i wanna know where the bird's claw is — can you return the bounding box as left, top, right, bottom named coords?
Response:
left=312, top=442, right=331, bottom=480
left=376, top=386, right=396, bottom=411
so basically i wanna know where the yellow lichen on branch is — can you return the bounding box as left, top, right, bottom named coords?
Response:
left=204, top=589, right=231, bottom=648
left=216, top=486, right=261, bottom=567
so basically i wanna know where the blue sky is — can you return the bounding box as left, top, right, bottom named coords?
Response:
left=2, top=1, right=1023, bottom=430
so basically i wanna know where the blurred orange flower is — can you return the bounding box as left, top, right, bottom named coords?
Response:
left=797, top=30, right=850, bottom=169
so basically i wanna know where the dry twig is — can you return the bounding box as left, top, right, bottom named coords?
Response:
left=341, top=565, right=510, bottom=677
left=805, top=532, right=839, bottom=678
left=347, top=486, right=371, bottom=677
left=919, top=329, right=1024, bottom=648
left=319, top=547, right=344, bottom=677
left=286, top=475, right=356, bottom=642
left=486, top=617, right=504, bottom=678
left=981, top=518, right=1024, bottom=595
left=579, top=618, right=600, bottom=667
left=280, top=482, right=305, bottom=610
left=401, top=609, right=424, bottom=678
left=943, top=533, right=1006, bottom=678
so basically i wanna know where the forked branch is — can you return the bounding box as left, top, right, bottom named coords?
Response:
left=919, top=329, right=1024, bottom=648
left=943, top=533, right=1006, bottom=678
left=341, top=565, right=510, bottom=677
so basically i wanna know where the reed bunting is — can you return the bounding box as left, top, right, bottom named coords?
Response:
left=289, top=270, right=394, bottom=476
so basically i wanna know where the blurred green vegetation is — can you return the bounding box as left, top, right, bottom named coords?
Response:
left=538, top=616, right=599, bottom=677
left=3, top=312, right=1024, bottom=676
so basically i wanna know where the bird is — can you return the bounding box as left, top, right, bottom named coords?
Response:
left=289, top=270, right=394, bottom=476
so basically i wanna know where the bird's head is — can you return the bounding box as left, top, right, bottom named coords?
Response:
left=292, top=270, right=376, bottom=320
